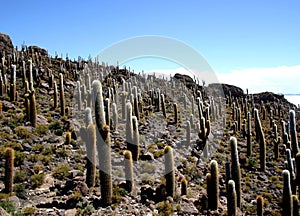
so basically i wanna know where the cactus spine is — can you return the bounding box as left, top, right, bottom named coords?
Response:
left=282, top=169, right=292, bottom=216
left=5, top=147, right=14, bottom=194
left=164, top=146, right=175, bottom=198
left=59, top=73, right=65, bottom=116
left=227, top=180, right=237, bottom=216
left=85, top=124, right=96, bottom=187
left=124, top=150, right=134, bottom=193
left=230, top=137, right=241, bottom=208
left=208, top=160, right=219, bottom=210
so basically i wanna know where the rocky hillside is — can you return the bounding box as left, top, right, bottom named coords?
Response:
left=0, top=32, right=299, bottom=216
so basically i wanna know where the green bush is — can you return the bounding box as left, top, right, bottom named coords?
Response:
left=52, top=164, right=71, bottom=180
left=30, top=173, right=45, bottom=188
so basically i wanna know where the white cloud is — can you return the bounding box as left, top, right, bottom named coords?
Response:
left=216, top=65, right=300, bottom=94
left=144, top=65, right=300, bottom=94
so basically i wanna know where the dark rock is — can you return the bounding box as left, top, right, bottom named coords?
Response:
left=208, top=83, right=244, bottom=98
left=0, top=33, right=14, bottom=56
left=1, top=101, right=15, bottom=112
left=28, top=45, right=48, bottom=56
left=140, top=152, right=154, bottom=161
left=173, top=73, right=200, bottom=91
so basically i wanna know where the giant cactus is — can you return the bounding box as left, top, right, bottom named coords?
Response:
left=289, top=110, right=299, bottom=157
left=85, top=124, right=96, bottom=187
left=207, top=160, right=219, bottom=210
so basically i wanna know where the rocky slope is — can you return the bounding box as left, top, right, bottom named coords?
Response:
left=0, top=32, right=299, bottom=216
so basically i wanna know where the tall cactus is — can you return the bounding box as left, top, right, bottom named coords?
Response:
left=246, top=112, right=252, bottom=156
left=173, top=103, right=178, bottom=124
left=161, top=94, right=166, bottom=118
left=289, top=110, right=299, bottom=157
left=53, top=81, right=58, bottom=108
left=59, top=73, right=65, bottom=116
left=282, top=169, right=292, bottom=216
left=132, top=116, right=140, bottom=161
left=186, top=120, right=191, bottom=147
left=25, top=88, right=37, bottom=128
left=126, top=102, right=133, bottom=149
left=207, top=160, right=219, bottom=210
left=199, top=116, right=211, bottom=158
left=10, top=65, right=16, bottom=101
left=227, top=180, right=237, bottom=216
left=5, top=147, right=14, bottom=194
left=92, top=80, right=106, bottom=131
left=85, top=124, right=96, bottom=187
left=230, top=137, right=241, bottom=208
left=255, top=108, right=266, bottom=171
left=112, top=103, right=118, bottom=131
left=164, top=146, right=175, bottom=198
left=133, top=86, right=139, bottom=120
left=124, top=150, right=133, bottom=193
left=98, top=125, right=112, bottom=206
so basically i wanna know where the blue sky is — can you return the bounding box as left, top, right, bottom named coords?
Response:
left=1, top=0, right=300, bottom=93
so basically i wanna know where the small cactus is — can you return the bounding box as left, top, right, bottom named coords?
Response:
left=164, top=146, right=175, bottom=198
left=256, top=195, right=264, bottom=216
left=181, top=177, right=188, bottom=196
left=227, top=180, right=237, bottom=216
left=126, top=102, right=133, bottom=149
left=5, top=147, right=14, bottom=194
left=282, top=169, right=293, bottom=216
left=84, top=107, right=93, bottom=127
left=124, top=150, right=134, bottom=193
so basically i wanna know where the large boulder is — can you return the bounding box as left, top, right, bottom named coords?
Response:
left=0, top=32, right=14, bottom=56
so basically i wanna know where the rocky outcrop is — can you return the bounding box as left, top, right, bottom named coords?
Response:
left=0, top=33, right=14, bottom=56
left=208, top=83, right=244, bottom=98
left=28, top=45, right=48, bottom=56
